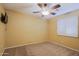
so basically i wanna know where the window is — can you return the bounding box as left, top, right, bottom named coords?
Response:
left=57, top=16, right=78, bottom=37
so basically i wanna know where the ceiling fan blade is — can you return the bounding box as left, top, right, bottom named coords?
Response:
left=52, top=4, right=61, bottom=9
left=37, top=3, right=47, bottom=8
left=51, top=12, right=56, bottom=15
left=43, top=3, right=47, bottom=7
left=32, top=11, right=40, bottom=13
left=37, top=3, right=42, bottom=8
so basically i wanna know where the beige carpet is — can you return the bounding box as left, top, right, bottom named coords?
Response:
left=3, top=42, right=79, bottom=56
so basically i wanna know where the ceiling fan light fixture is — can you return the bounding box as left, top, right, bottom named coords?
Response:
left=41, top=10, right=49, bottom=16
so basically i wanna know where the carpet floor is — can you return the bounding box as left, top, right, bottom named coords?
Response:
left=3, top=42, right=79, bottom=56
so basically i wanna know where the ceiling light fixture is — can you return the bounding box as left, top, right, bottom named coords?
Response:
left=41, top=9, right=50, bottom=16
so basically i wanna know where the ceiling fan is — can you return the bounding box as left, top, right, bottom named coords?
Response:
left=32, top=3, right=61, bottom=17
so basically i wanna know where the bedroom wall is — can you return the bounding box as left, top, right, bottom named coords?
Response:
left=0, top=4, right=5, bottom=55
left=2, top=4, right=79, bottom=52
left=48, top=10, right=79, bottom=51
left=5, top=10, right=48, bottom=48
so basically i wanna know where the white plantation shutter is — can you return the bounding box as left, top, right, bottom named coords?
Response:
left=57, top=16, right=78, bottom=37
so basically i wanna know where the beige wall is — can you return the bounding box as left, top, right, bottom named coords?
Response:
left=5, top=10, right=48, bottom=48
left=0, top=5, right=5, bottom=55
left=48, top=10, right=79, bottom=51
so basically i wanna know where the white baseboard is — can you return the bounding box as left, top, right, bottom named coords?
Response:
left=4, top=40, right=47, bottom=49
left=4, top=40, right=79, bottom=53
left=48, top=41, right=79, bottom=52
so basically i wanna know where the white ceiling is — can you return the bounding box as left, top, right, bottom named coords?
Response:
left=2, top=3, right=79, bottom=19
